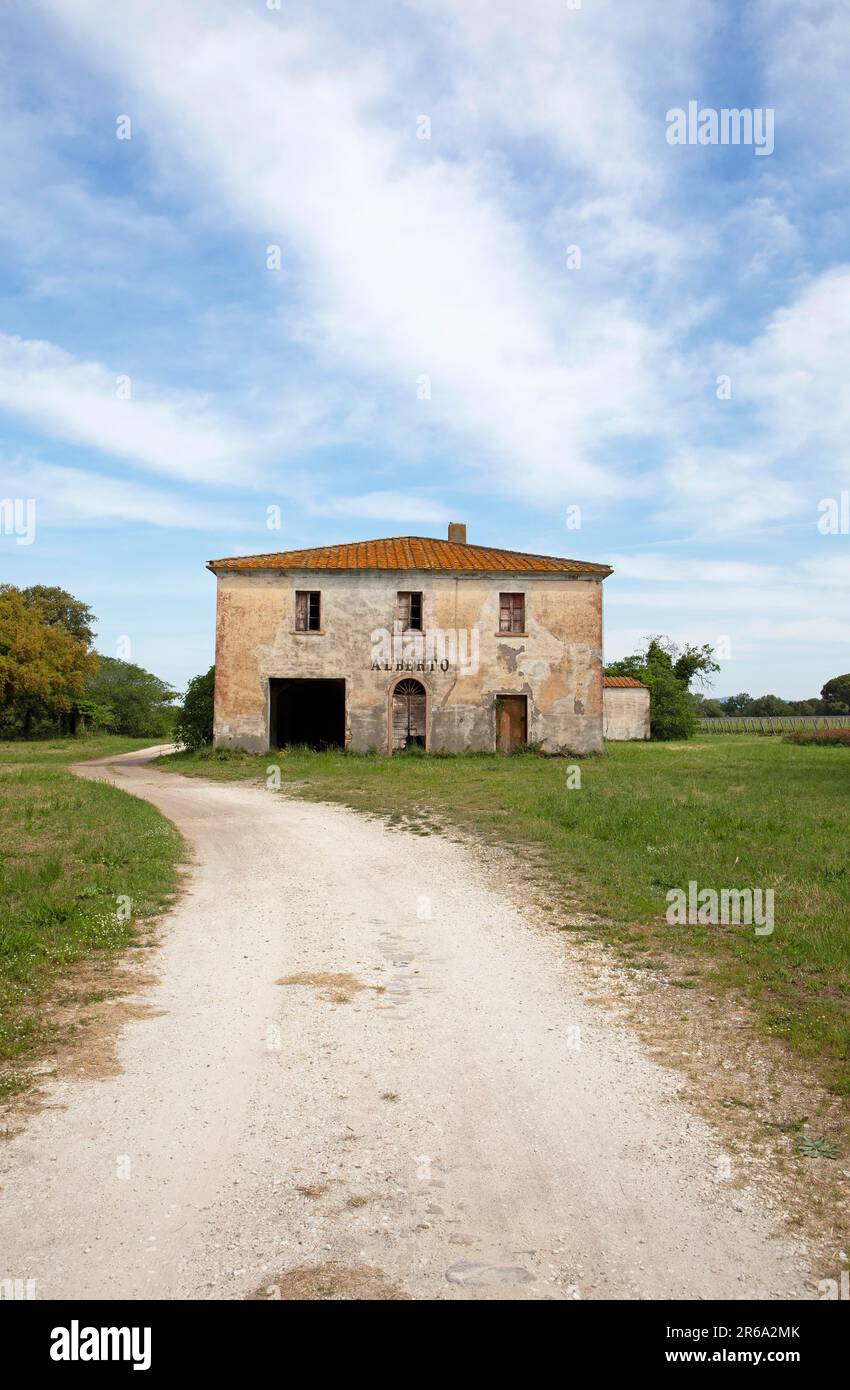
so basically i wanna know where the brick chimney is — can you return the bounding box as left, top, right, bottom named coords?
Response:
left=447, top=522, right=467, bottom=544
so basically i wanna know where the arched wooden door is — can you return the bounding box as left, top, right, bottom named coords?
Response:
left=392, top=678, right=426, bottom=751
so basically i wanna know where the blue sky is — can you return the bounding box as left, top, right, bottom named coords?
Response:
left=1, top=0, right=848, bottom=697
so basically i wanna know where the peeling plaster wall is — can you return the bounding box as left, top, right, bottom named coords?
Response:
left=603, top=687, right=651, bottom=740
left=213, top=569, right=606, bottom=754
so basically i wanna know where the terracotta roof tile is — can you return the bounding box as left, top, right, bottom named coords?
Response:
left=603, top=675, right=647, bottom=688
left=208, top=535, right=612, bottom=576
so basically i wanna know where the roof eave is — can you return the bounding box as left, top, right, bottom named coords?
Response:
left=208, top=561, right=613, bottom=577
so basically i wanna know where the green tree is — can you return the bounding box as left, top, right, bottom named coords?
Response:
left=722, top=693, right=754, bottom=715
left=71, top=693, right=116, bottom=732
left=748, top=694, right=794, bottom=717
left=0, top=585, right=98, bottom=736
left=21, top=585, right=96, bottom=646
left=174, top=667, right=215, bottom=750
left=821, top=674, right=850, bottom=714
left=671, top=642, right=721, bottom=690
left=84, top=656, right=176, bottom=737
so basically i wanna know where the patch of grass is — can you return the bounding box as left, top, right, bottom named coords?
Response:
left=159, top=737, right=850, bottom=1095
left=0, top=735, right=162, bottom=767
left=0, top=736, right=182, bottom=1097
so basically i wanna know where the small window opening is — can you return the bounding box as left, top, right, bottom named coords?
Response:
left=395, top=591, right=423, bottom=631
left=295, top=590, right=321, bottom=631
left=499, top=592, right=525, bottom=633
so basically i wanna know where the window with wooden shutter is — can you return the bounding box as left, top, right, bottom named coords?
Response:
left=295, top=590, right=321, bottom=631
left=395, top=591, right=423, bottom=631
left=499, top=592, right=525, bottom=633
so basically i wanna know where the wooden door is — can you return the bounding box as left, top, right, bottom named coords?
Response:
left=495, top=695, right=527, bottom=753
left=392, top=679, right=426, bottom=750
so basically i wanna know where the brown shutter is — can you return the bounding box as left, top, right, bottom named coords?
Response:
left=499, top=593, right=524, bottom=632
left=395, top=592, right=411, bottom=630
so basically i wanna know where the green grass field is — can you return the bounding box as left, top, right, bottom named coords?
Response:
left=159, top=737, right=850, bottom=1095
left=0, top=737, right=182, bottom=1099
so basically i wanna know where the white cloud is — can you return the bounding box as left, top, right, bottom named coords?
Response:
left=0, top=459, right=226, bottom=529
left=408, top=0, right=715, bottom=197
left=605, top=545, right=850, bottom=659
left=35, top=0, right=695, bottom=503
left=746, top=615, right=850, bottom=645
left=609, top=553, right=782, bottom=585
left=18, top=0, right=850, bottom=556
left=0, top=333, right=256, bottom=485
left=649, top=268, right=850, bottom=531
left=653, top=447, right=804, bottom=533
left=725, top=268, right=850, bottom=472
left=754, top=0, right=850, bottom=176
left=799, top=553, right=850, bottom=587
left=608, top=584, right=845, bottom=617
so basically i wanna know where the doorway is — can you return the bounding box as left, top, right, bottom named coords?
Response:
left=391, top=678, right=427, bottom=751
left=495, top=694, right=527, bottom=753
left=269, top=678, right=345, bottom=749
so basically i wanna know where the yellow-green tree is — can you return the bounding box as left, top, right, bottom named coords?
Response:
left=0, top=585, right=99, bottom=736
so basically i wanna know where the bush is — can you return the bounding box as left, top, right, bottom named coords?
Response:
left=645, top=666, right=697, bottom=740
left=785, top=729, right=850, bottom=746
left=173, top=667, right=215, bottom=751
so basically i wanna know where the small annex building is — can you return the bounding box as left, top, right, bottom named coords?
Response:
left=602, top=675, right=650, bottom=741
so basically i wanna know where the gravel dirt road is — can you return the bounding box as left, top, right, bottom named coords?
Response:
left=0, top=747, right=813, bottom=1300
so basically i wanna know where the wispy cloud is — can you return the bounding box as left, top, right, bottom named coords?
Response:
left=0, top=333, right=257, bottom=484
left=34, top=0, right=690, bottom=503
left=0, top=459, right=227, bottom=529
left=610, top=554, right=783, bottom=586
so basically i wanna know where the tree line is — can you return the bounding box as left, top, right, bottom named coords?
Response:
left=696, top=676, right=850, bottom=719
left=0, top=584, right=176, bottom=739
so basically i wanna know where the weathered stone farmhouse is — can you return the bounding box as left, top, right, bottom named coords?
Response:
left=208, top=524, right=613, bottom=754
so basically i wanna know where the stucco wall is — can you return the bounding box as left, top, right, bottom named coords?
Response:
left=212, top=568, right=605, bottom=754
left=603, top=687, right=650, bottom=740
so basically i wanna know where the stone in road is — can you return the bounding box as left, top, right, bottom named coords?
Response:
left=0, top=748, right=811, bottom=1300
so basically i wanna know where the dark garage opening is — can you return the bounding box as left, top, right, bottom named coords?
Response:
left=270, top=678, right=345, bottom=750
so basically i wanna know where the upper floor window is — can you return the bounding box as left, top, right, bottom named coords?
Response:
left=395, top=591, right=423, bottom=631
left=499, top=592, right=525, bottom=633
left=295, top=590, right=321, bottom=631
